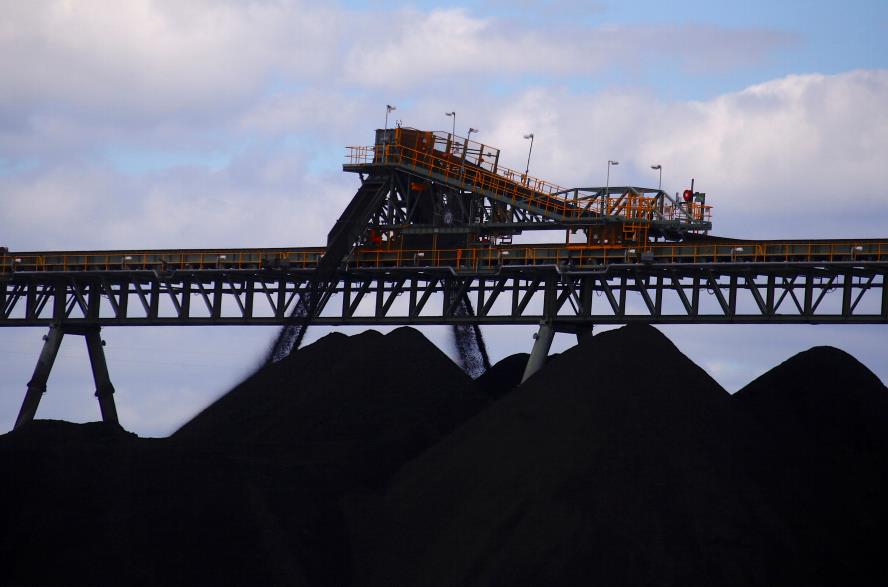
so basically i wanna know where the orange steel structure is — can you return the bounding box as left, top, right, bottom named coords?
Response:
left=344, top=128, right=711, bottom=231
left=1, top=126, right=882, bottom=278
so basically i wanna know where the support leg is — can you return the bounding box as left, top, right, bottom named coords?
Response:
left=84, top=327, right=119, bottom=426
left=521, top=322, right=555, bottom=384
left=577, top=276, right=595, bottom=344
left=576, top=325, right=594, bottom=345
left=15, top=325, right=65, bottom=430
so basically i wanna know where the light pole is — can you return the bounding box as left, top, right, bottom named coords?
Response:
left=445, top=112, right=456, bottom=137
left=382, top=105, right=397, bottom=161
left=651, top=164, right=662, bottom=191
left=523, top=133, right=534, bottom=181
left=604, top=160, right=619, bottom=215
left=384, top=104, right=396, bottom=132
left=467, top=127, right=478, bottom=143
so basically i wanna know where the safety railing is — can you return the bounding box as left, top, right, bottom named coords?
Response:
left=346, top=133, right=713, bottom=227
left=347, top=240, right=888, bottom=270
left=346, top=140, right=575, bottom=215
left=661, top=202, right=712, bottom=223
left=2, top=241, right=886, bottom=274
left=0, top=249, right=326, bottom=273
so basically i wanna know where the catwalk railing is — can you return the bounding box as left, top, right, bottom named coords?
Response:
left=3, top=240, right=887, bottom=273
left=344, top=133, right=712, bottom=226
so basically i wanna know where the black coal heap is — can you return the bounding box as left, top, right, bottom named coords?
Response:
left=175, top=327, right=486, bottom=487
left=353, top=325, right=787, bottom=586
left=475, top=352, right=529, bottom=398
left=733, top=346, right=888, bottom=585
left=0, top=419, right=344, bottom=586
left=1, top=325, right=886, bottom=587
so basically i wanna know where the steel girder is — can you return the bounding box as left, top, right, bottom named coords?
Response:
left=1, top=262, right=887, bottom=327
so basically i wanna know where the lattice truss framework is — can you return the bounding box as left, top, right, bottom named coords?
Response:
left=3, top=264, right=887, bottom=327
left=355, top=170, right=549, bottom=238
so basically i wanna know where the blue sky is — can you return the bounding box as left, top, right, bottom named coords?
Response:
left=1, top=0, right=886, bottom=435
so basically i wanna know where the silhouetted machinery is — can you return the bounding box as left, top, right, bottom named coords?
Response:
left=3, top=124, right=886, bottom=431
left=326, top=126, right=712, bottom=274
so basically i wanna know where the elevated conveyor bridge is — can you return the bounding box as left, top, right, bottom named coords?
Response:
left=1, top=126, right=885, bottom=429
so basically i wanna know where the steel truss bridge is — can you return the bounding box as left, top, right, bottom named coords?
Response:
left=2, top=244, right=888, bottom=327
left=2, top=126, right=886, bottom=430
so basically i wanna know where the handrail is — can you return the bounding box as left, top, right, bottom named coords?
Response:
left=345, top=131, right=712, bottom=226
left=3, top=241, right=885, bottom=273
left=0, top=249, right=326, bottom=273
left=347, top=240, right=887, bottom=270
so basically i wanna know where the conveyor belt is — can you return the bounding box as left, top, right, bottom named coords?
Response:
left=3, top=238, right=887, bottom=274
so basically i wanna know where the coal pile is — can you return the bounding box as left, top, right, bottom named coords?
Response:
left=732, top=346, right=888, bottom=585
left=0, top=420, right=343, bottom=586
left=175, top=327, right=487, bottom=488
left=475, top=352, right=529, bottom=398
left=1, top=327, right=485, bottom=587
left=475, top=352, right=561, bottom=399
left=351, top=325, right=798, bottom=586
left=2, top=325, right=887, bottom=586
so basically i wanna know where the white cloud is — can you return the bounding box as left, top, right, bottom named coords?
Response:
left=240, top=89, right=367, bottom=137
left=3, top=69, right=886, bottom=248
left=0, top=2, right=793, bottom=124
left=1, top=147, right=358, bottom=250
left=467, top=70, right=888, bottom=238
left=0, top=0, right=340, bottom=118
left=343, top=9, right=793, bottom=87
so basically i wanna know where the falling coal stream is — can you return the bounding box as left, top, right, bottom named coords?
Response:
left=452, top=296, right=491, bottom=378
left=268, top=290, right=314, bottom=363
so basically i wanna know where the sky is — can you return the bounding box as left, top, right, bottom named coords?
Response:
left=1, top=0, right=887, bottom=436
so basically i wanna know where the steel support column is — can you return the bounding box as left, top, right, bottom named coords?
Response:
left=522, top=321, right=555, bottom=383
left=14, top=324, right=65, bottom=429
left=84, top=327, right=119, bottom=426
left=577, top=276, right=595, bottom=344
left=522, top=277, right=558, bottom=381
left=14, top=324, right=119, bottom=429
